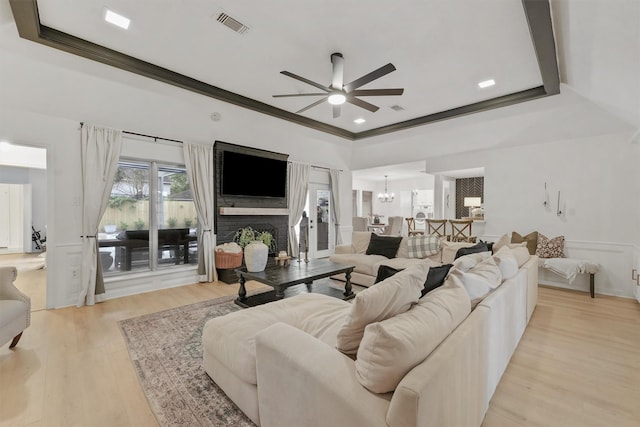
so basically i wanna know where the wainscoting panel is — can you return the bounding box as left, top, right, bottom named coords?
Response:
left=480, top=236, right=636, bottom=299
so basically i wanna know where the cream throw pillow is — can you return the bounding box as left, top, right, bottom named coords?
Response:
left=492, top=246, right=519, bottom=280
left=492, top=233, right=510, bottom=252
left=335, top=262, right=429, bottom=355
left=450, top=256, right=502, bottom=305
left=354, top=281, right=471, bottom=393
left=511, top=246, right=531, bottom=267
left=441, top=240, right=477, bottom=264
left=452, top=251, right=492, bottom=273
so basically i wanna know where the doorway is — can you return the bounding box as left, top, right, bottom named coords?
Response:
left=307, top=183, right=332, bottom=259
left=0, top=142, right=47, bottom=311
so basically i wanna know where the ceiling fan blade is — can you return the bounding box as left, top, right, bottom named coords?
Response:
left=347, top=96, right=379, bottom=113
left=272, top=93, right=328, bottom=98
left=351, top=88, right=404, bottom=96
left=296, top=97, right=328, bottom=114
left=333, top=105, right=341, bottom=119
left=330, top=53, right=344, bottom=90
left=343, top=63, right=397, bottom=92
left=280, top=71, right=330, bottom=92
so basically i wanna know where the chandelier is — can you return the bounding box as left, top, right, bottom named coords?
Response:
left=377, top=175, right=395, bottom=203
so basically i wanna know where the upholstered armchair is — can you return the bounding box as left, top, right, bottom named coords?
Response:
left=0, top=266, right=31, bottom=349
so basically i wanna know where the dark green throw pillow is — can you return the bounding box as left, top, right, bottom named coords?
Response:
left=421, top=264, right=453, bottom=297
left=365, top=233, right=403, bottom=259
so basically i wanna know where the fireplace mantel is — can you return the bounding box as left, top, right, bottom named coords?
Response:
left=219, top=207, right=289, bottom=216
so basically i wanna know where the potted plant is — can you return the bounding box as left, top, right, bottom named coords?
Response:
left=233, top=227, right=274, bottom=272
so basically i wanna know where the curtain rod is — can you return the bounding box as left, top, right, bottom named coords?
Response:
left=79, top=122, right=183, bottom=144
left=293, top=162, right=342, bottom=172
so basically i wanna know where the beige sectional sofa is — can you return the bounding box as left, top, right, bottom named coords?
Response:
left=329, top=231, right=479, bottom=287
left=202, top=243, right=538, bottom=427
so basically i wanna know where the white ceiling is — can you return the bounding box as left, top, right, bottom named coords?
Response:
left=32, top=0, right=544, bottom=135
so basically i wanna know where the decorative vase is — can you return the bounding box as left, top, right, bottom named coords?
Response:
left=244, top=240, right=269, bottom=272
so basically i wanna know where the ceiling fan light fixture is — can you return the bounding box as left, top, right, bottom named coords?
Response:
left=327, top=92, right=346, bottom=105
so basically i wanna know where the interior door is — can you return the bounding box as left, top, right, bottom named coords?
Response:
left=308, top=183, right=332, bottom=259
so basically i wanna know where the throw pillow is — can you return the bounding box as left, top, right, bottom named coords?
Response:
left=511, top=231, right=538, bottom=255
left=365, top=233, right=403, bottom=259
left=407, top=234, right=441, bottom=258
left=336, top=262, right=430, bottom=355
left=374, top=265, right=403, bottom=284
left=511, top=246, right=531, bottom=267
left=492, top=233, right=510, bottom=252
left=450, top=256, right=502, bottom=306
left=421, top=264, right=453, bottom=297
left=355, top=280, right=471, bottom=393
left=454, top=242, right=489, bottom=260
left=441, top=240, right=477, bottom=264
left=536, top=233, right=565, bottom=258
left=480, top=239, right=494, bottom=253
left=452, top=252, right=492, bottom=273
left=492, top=246, right=519, bottom=280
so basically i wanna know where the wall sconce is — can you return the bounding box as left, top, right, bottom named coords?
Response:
left=464, top=197, right=482, bottom=218
left=556, top=191, right=563, bottom=216
left=543, top=182, right=550, bottom=207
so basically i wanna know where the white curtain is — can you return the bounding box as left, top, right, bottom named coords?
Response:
left=78, top=124, right=122, bottom=307
left=287, top=162, right=310, bottom=257
left=183, top=142, right=217, bottom=282
left=329, top=168, right=343, bottom=245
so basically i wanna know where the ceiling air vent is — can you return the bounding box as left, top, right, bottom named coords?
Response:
left=390, top=105, right=405, bottom=111
left=216, top=13, right=249, bottom=34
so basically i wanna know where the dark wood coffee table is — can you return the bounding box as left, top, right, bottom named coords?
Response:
left=235, top=258, right=355, bottom=308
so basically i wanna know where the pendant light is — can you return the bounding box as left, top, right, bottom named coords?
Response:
left=377, top=175, right=394, bottom=203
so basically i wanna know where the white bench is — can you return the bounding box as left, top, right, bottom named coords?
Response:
left=539, top=258, right=600, bottom=298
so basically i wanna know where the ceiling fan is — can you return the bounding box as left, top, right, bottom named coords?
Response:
left=272, top=53, right=404, bottom=118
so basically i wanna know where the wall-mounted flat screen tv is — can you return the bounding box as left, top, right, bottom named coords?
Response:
left=221, top=150, right=287, bottom=198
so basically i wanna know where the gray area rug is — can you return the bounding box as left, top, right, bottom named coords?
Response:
left=119, top=294, right=255, bottom=427
left=119, top=281, right=361, bottom=427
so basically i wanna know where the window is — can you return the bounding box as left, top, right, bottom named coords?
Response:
left=98, top=160, right=198, bottom=275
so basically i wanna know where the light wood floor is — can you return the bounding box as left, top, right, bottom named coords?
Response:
left=1, top=282, right=638, bottom=427
left=0, top=253, right=47, bottom=312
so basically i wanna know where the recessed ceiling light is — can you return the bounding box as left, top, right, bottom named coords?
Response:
left=478, top=79, right=496, bottom=88
left=353, top=118, right=366, bottom=124
left=105, top=9, right=130, bottom=29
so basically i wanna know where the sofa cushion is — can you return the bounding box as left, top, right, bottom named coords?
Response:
left=374, top=265, right=402, bottom=284
left=492, top=246, right=519, bottom=280
left=452, top=252, right=492, bottom=273
left=421, top=264, right=453, bottom=297
left=407, top=234, right=441, bottom=258
left=366, top=234, right=403, bottom=258
left=492, top=233, right=510, bottom=252
left=511, top=231, right=538, bottom=255
left=336, top=262, right=430, bottom=355
left=441, top=240, right=477, bottom=264
left=511, top=246, right=531, bottom=267
left=354, top=280, right=471, bottom=393
left=202, top=293, right=348, bottom=385
left=454, top=242, right=489, bottom=260
left=450, top=256, right=502, bottom=306
left=351, top=231, right=373, bottom=254
left=330, top=253, right=388, bottom=276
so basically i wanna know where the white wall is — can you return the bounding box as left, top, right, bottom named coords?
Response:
left=0, top=44, right=354, bottom=308
left=425, top=131, right=640, bottom=298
